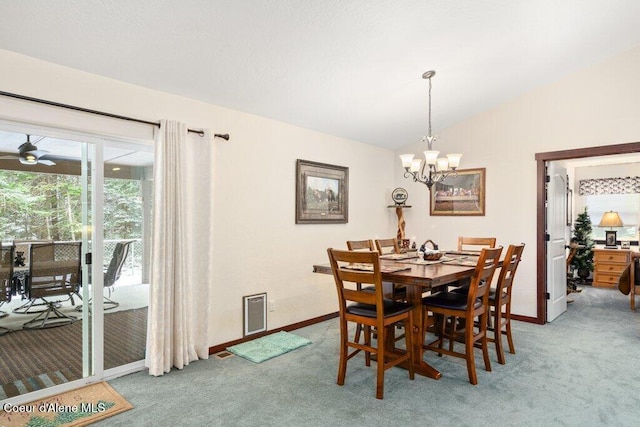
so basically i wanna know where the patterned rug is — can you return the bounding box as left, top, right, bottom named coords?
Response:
left=0, top=382, right=132, bottom=426
left=0, top=370, right=73, bottom=400
left=227, top=331, right=312, bottom=363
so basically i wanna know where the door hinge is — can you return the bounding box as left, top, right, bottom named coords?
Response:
left=545, top=233, right=550, bottom=241
left=85, top=252, right=92, bottom=265
left=545, top=292, right=550, bottom=300
left=545, top=175, right=550, bottom=183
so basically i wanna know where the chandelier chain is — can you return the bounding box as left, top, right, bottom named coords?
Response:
left=399, top=70, right=462, bottom=191
left=427, top=75, right=432, bottom=139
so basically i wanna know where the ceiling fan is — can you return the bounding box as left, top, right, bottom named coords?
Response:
left=0, top=135, right=56, bottom=166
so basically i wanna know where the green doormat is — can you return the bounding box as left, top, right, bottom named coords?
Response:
left=227, top=331, right=312, bottom=363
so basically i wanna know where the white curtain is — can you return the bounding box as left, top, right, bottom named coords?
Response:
left=146, top=120, right=213, bottom=376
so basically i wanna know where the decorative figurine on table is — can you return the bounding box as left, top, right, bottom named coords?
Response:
left=391, top=188, right=408, bottom=206
left=14, top=251, right=25, bottom=267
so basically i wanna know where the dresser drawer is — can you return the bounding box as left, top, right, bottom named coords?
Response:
left=595, top=263, right=627, bottom=274
left=593, top=271, right=622, bottom=286
left=594, top=251, right=629, bottom=264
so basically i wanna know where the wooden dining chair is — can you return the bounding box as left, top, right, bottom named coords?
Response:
left=374, top=238, right=407, bottom=302
left=327, top=248, right=415, bottom=399
left=346, top=239, right=375, bottom=251
left=457, top=236, right=497, bottom=251
left=422, top=246, right=502, bottom=385
left=346, top=240, right=376, bottom=343
left=488, top=243, right=525, bottom=364
left=451, top=236, right=497, bottom=293
left=374, top=238, right=401, bottom=255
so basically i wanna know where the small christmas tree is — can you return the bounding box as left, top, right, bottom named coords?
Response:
left=571, top=207, right=595, bottom=277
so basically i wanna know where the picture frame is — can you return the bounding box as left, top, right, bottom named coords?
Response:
left=605, top=230, right=617, bottom=248
left=430, top=167, right=486, bottom=216
left=296, top=159, right=349, bottom=224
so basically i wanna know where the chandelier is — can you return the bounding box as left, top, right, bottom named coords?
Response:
left=399, top=71, right=462, bottom=190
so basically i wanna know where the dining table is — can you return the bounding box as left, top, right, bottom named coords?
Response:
left=313, top=250, right=483, bottom=380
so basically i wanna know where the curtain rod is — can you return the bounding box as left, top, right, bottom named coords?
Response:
left=0, top=90, right=230, bottom=141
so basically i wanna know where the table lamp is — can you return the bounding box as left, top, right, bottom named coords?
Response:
left=598, top=210, right=623, bottom=249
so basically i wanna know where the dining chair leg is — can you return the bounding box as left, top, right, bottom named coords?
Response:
left=494, top=309, right=506, bottom=365
left=465, top=325, right=478, bottom=385
left=337, top=320, right=348, bottom=386
left=480, top=313, right=492, bottom=373
left=505, top=319, right=516, bottom=355
left=354, top=324, right=363, bottom=345
left=448, top=316, right=458, bottom=353
left=406, top=316, right=415, bottom=381
left=376, top=324, right=385, bottom=400
left=436, top=314, right=446, bottom=356
left=364, top=325, right=372, bottom=366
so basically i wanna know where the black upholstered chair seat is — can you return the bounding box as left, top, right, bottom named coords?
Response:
left=455, top=286, right=505, bottom=300
left=347, top=300, right=413, bottom=318
left=488, top=288, right=507, bottom=303
left=422, top=291, right=481, bottom=310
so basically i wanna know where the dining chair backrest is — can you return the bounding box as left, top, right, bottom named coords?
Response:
left=489, top=243, right=525, bottom=364
left=466, top=246, right=503, bottom=312
left=328, top=248, right=383, bottom=310
left=346, top=239, right=375, bottom=251
left=457, top=236, right=497, bottom=251
left=496, top=244, right=525, bottom=302
left=375, top=238, right=400, bottom=255
left=1, top=245, right=14, bottom=303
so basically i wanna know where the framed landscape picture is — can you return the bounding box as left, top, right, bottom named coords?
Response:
left=296, top=159, right=349, bottom=224
left=430, top=167, right=486, bottom=216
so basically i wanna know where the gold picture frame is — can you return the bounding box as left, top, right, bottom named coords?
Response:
left=296, top=159, right=349, bottom=224
left=430, top=168, right=486, bottom=216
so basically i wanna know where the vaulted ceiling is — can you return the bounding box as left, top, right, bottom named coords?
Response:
left=2, top=1, right=640, bottom=150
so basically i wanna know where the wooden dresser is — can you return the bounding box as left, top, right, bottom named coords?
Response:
left=593, top=248, right=631, bottom=288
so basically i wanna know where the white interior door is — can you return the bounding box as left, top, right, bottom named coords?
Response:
left=546, top=162, right=568, bottom=321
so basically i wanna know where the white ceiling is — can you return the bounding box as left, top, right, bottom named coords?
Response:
left=2, top=1, right=640, bottom=151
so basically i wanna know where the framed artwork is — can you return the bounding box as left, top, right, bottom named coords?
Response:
left=430, top=168, right=486, bottom=216
left=296, top=159, right=349, bottom=224
left=605, top=230, right=617, bottom=247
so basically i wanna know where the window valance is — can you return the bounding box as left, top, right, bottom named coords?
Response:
left=578, top=176, right=640, bottom=195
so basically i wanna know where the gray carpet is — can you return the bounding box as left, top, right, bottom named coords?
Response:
left=103, top=286, right=640, bottom=426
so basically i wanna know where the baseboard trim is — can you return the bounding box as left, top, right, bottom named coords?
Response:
left=511, top=313, right=540, bottom=324
left=208, top=312, right=338, bottom=355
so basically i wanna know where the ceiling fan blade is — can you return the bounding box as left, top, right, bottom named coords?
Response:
left=0, top=155, right=20, bottom=160
left=27, top=149, right=50, bottom=159
left=37, top=159, right=56, bottom=166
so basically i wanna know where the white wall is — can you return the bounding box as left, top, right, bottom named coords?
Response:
left=396, top=45, right=640, bottom=318
left=0, top=50, right=398, bottom=346
left=4, top=42, right=640, bottom=328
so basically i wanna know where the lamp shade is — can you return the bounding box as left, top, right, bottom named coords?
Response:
left=598, top=211, right=623, bottom=228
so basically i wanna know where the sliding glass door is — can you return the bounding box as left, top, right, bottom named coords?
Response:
left=0, top=131, right=95, bottom=398
left=0, top=127, right=151, bottom=401
left=101, top=143, right=152, bottom=374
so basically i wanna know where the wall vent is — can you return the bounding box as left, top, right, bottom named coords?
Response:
left=243, top=293, right=267, bottom=336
